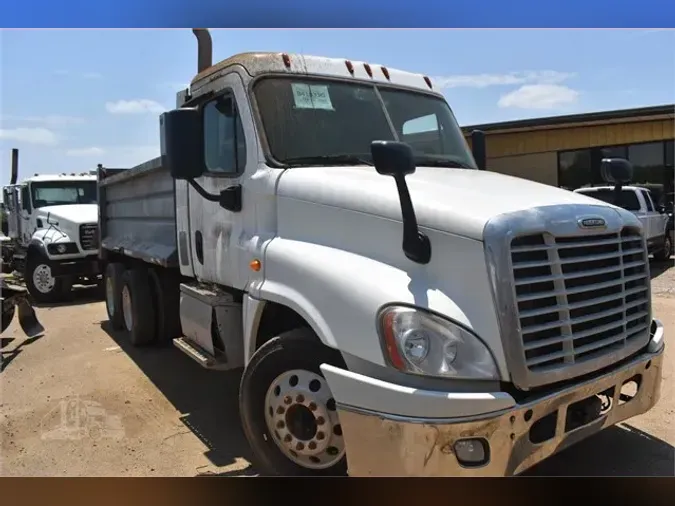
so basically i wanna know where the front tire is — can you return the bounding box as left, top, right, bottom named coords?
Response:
left=239, top=328, right=348, bottom=476
left=653, top=234, right=673, bottom=262
left=25, top=254, right=68, bottom=303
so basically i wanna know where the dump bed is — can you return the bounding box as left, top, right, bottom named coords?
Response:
left=97, top=157, right=178, bottom=267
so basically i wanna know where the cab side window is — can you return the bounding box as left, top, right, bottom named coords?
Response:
left=20, top=186, right=31, bottom=212
left=203, top=93, right=247, bottom=175
left=642, top=190, right=654, bottom=211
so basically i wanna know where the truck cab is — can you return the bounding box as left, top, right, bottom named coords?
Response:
left=97, top=29, right=665, bottom=477
left=573, top=185, right=672, bottom=261
left=2, top=170, right=101, bottom=302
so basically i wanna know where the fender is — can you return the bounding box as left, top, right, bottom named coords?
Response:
left=27, top=237, right=48, bottom=258
left=255, top=237, right=505, bottom=374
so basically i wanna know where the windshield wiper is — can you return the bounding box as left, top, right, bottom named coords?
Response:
left=415, top=158, right=475, bottom=169
left=282, top=154, right=373, bottom=167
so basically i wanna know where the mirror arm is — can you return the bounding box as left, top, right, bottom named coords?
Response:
left=393, top=174, right=431, bottom=264
left=188, top=179, right=220, bottom=202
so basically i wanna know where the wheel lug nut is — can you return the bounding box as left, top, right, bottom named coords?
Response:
left=296, top=442, right=305, bottom=451
left=284, top=434, right=292, bottom=443
left=276, top=406, right=285, bottom=415
left=296, top=394, right=305, bottom=403
left=308, top=441, right=317, bottom=450
left=316, top=432, right=325, bottom=440
left=283, top=396, right=292, bottom=405
left=276, top=421, right=285, bottom=429
left=309, top=402, right=317, bottom=411
left=316, top=416, right=325, bottom=425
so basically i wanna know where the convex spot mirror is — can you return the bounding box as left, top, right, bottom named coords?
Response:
left=371, top=141, right=416, bottom=177
left=601, top=158, right=633, bottom=185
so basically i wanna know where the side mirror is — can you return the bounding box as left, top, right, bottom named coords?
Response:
left=371, top=141, right=416, bottom=176
left=601, top=158, right=633, bottom=185
left=470, top=130, right=486, bottom=170
left=160, top=108, right=205, bottom=180
left=370, top=140, right=431, bottom=264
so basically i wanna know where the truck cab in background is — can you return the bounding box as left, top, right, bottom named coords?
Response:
left=97, top=29, right=665, bottom=477
left=2, top=153, right=102, bottom=302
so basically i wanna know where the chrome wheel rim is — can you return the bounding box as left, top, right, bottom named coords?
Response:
left=33, top=264, right=56, bottom=294
left=264, top=369, right=345, bottom=470
left=121, top=285, right=133, bottom=331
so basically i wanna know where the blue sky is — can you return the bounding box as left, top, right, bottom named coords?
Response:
left=1, top=29, right=673, bottom=178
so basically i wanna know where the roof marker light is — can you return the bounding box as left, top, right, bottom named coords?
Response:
left=281, top=53, right=291, bottom=68
left=363, top=63, right=373, bottom=77
left=345, top=60, right=354, bottom=74
left=423, top=76, right=433, bottom=89
left=381, top=66, right=390, bottom=80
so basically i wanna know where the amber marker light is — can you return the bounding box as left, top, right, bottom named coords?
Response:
left=250, top=259, right=262, bottom=272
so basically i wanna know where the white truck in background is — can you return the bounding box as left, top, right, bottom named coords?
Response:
left=96, top=29, right=664, bottom=477
left=574, top=185, right=672, bottom=262
left=2, top=149, right=102, bottom=302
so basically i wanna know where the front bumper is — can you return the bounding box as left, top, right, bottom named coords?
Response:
left=323, top=320, right=665, bottom=477
left=49, top=257, right=101, bottom=277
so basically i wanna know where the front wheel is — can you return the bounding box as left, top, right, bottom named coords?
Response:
left=239, top=328, right=348, bottom=476
left=25, top=255, right=69, bottom=303
left=653, top=234, right=673, bottom=262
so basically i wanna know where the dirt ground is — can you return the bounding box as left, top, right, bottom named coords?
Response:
left=1, top=258, right=673, bottom=477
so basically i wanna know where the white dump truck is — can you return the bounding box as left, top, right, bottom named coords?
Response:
left=2, top=149, right=102, bottom=302
left=96, top=29, right=665, bottom=476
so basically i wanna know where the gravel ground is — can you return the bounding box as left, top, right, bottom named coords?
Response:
left=1, top=257, right=673, bottom=477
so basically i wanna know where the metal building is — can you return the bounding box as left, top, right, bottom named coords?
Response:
left=462, top=104, right=674, bottom=202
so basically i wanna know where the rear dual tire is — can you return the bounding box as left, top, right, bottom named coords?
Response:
left=104, top=262, right=180, bottom=346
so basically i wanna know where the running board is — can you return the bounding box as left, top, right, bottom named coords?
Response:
left=173, top=337, right=229, bottom=370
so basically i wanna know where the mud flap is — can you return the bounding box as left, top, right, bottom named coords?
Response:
left=16, top=297, right=44, bottom=339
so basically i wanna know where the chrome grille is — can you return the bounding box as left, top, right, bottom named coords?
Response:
left=510, top=227, right=650, bottom=374
left=79, top=223, right=99, bottom=251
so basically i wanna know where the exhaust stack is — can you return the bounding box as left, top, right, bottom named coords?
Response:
left=10, top=148, right=19, bottom=184
left=192, top=29, right=213, bottom=73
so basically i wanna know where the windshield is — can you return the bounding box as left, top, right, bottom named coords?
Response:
left=31, top=181, right=97, bottom=208
left=577, top=189, right=641, bottom=211
left=254, top=77, right=477, bottom=169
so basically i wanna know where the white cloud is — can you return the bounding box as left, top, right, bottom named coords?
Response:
left=65, top=147, right=105, bottom=157
left=0, top=127, right=58, bottom=146
left=2, top=115, right=85, bottom=128
left=105, top=99, right=166, bottom=115
left=498, top=84, right=580, bottom=110
left=432, top=70, right=574, bottom=89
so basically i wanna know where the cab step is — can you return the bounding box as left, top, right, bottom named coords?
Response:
left=173, top=337, right=229, bottom=370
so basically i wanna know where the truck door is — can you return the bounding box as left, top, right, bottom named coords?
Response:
left=637, top=188, right=657, bottom=241
left=186, top=71, right=256, bottom=290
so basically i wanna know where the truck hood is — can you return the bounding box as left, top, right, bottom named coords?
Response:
left=38, top=204, right=98, bottom=226
left=277, top=166, right=608, bottom=240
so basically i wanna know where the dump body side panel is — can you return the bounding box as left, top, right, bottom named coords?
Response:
left=98, top=158, right=178, bottom=267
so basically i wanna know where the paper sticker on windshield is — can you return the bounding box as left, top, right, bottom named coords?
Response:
left=292, top=83, right=334, bottom=110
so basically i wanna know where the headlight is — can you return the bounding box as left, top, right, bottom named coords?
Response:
left=378, top=306, right=499, bottom=380
left=47, top=242, right=78, bottom=255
